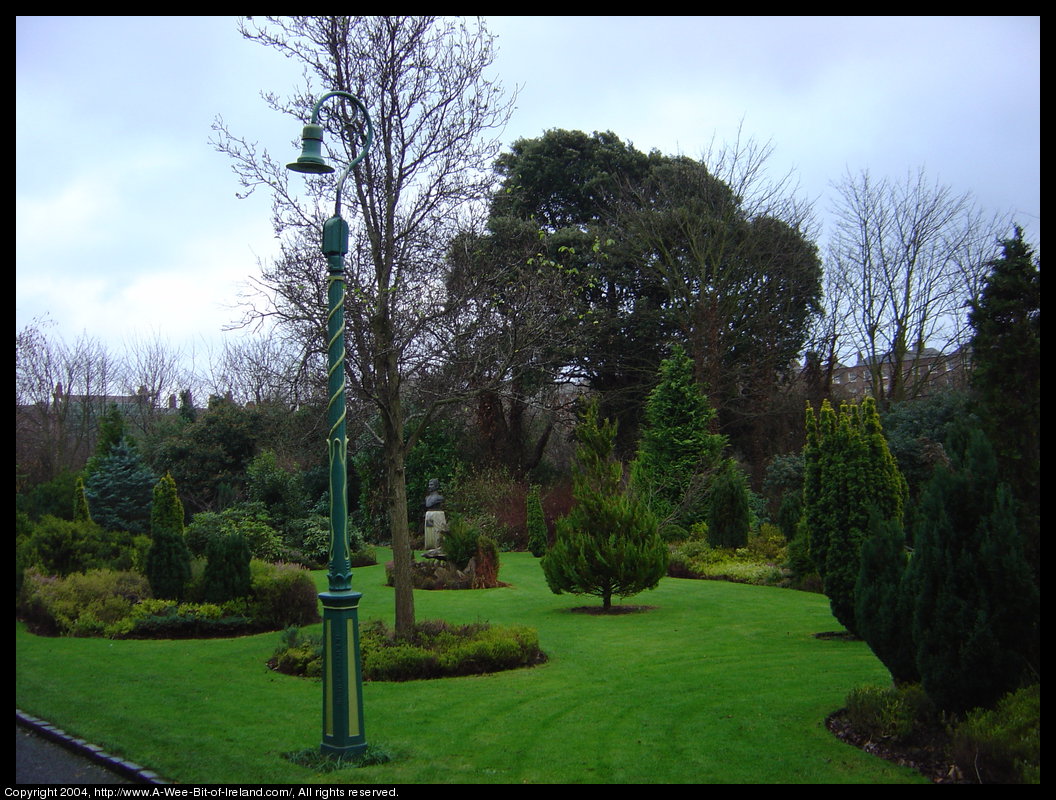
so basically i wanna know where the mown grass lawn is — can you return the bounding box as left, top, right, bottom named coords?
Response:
left=15, top=549, right=926, bottom=784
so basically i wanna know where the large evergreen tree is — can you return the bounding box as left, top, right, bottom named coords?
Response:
left=906, top=427, right=1038, bottom=713
left=802, top=397, right=906, bottom=635
left=631, top=344, right=726, bottom=535
left=84, top=438, right=156, bottom=534
left=541, top=401, right=667, bottom=610
left=967, top=225, right=1040, bottom=576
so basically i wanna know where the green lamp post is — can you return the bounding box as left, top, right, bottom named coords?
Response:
left=287, top=90, right=374, bottom=759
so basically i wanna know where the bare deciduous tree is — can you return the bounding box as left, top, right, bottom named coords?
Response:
left=16, top=320, right=121, bottom=486
left=212, top=16, right=515, bottom=635
left=826, top=168, right=1007, bottom=405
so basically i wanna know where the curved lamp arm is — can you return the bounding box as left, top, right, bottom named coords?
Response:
left=287, top=90, right=374, bottom=216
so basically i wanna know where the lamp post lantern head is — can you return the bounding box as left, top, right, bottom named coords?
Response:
left=286, top=123, right=336, bottom=174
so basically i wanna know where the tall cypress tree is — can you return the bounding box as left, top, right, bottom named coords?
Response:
left=526, top=485, right=548, bottom=557
left=73, top=476, right=92, bottom=523
left=803, top=397, right=906, bottom=635
left=541, top=400, right=667, bottom=610
left=146, top=473, right=192, bottom=600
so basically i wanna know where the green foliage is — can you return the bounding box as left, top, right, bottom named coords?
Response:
left=84, top=438, right=156, bottom=534
left=880, top=391, right=974, bottom=506
left=541, top=400, right=667, bottom=609
left=783, top=529, right=818, bottom=590
left=184, top=511, right=225, bottom=558
left=762, top=452, right=804, bottom=518
left=17, top=568, right=151, bottom=637
left=20, top=516, right=137, bottom=577
left=844, top=683, right=937, bottom=744
left=968, top=225, right=1040, bottom=576
left=631, top=345, right=726, bottom=530
left=775, top=491, right=803, bottom=542
left=442, top=513, right=482, bottom=571
left=73, top=477, right=92, bottom=522
left=246, top=560, right=320, bottom=630
left=18, top=558, right=316, bottom=639
left=854, top=513, right=918, bottom=684
left=152, top=396, right=261, bottom=514
left=667, top=539, right=785, bottom=586
left=950, top=684, right=1040, bottom=784
left=245, top=449, right=307, bottom=537
left=218, top=502, right=286, bottom=562
left=270, top=627, right=323, bottom=678
left=145, top=474, right=192, bottom=601
left=202, top=532, right=253, bottom=604
left=357, top=619, right=542, bottom=681
left=906, top=426, right=1038, bottom=714
left=16, top=471, right=81, bottom=522
left=802, top=397, right=907, bottom=635
left=706, top=460, right=751, bottom=548
left=526, top=485, right=547, bottom=557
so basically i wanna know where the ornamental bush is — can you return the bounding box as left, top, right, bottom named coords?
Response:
left=202, top=531, right=252, bottom=604
left=802, top=398, right=907, bottom=636
left=542, top=400, right=667, bottom=610
left=526, top=485, right=548, bottom=557
left=706, top=460, right=751, bottom=548
left=247, top=560, right=320, bottom=629
left=145, top=474, right=192, bottom=601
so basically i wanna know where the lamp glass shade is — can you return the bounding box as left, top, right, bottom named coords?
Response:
left=286, top=124, right=336, bottom=174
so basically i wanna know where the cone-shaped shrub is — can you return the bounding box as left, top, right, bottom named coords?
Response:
left=146, top=473, right=192, bottom=600
left=541, top=400, right=667, bottom=610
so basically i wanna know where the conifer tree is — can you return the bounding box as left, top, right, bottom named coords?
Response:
left=854, top=513, right=919, bottom=684
left=631, top=344, right=725, bottom=534
left=968, top=225, right=1040, bottom=576
left=146, top=473, right=192, bottom=600
left=802, top=397, right=906, bottom=635
left=202, top=531, right=252, bottom=604
left=73, top=476, right=92, bottom=523
left=906, top=427, right=1039, bottom=713
left=84, top=438, right=156, bottom=534
left=541, top=400, right=667, bottom=610
left=526, top=485, right=548, bottom=557
left=707, top=459, right=751, bottom=548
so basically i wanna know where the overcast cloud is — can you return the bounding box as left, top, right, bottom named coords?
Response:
left=15, top=16, right=1039, bottom=365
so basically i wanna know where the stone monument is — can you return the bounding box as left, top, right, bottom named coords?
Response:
left=423, top=478, right=448, bottom=552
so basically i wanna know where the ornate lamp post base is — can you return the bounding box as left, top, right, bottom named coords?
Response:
left=320, top=590, right=367, bottom=757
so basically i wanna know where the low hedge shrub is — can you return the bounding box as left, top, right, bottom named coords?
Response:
left=271, top=619, right=545, bottom=681
left=950, top=684, right=1040, bottom=784
left=17, top=560, right=320, bottom=638
left=845, top=683, right=938, bottom=744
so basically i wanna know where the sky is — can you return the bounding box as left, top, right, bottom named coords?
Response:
left=16, top=16, right=1040, bottom=372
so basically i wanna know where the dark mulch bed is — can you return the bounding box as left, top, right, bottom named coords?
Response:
left=569, top=605, right=656, bottom=615
left=813, top=630, right=968, bottom=783
left=826, top=708, right=969, bottom=783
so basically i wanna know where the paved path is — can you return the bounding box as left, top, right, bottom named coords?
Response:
left=15, top=712, right=165, bottom=785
